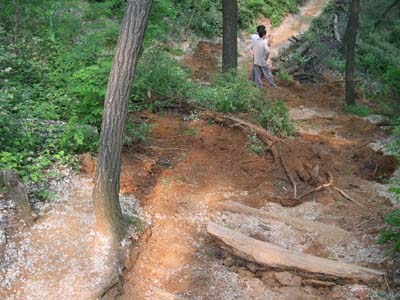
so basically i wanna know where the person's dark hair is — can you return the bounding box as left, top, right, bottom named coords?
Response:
left=258, top=28, right=266, bottom=38
left=256, top=25, right=266, bottom=34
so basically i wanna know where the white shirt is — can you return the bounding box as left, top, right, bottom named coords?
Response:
left=253, top=38, right=270, bottom=67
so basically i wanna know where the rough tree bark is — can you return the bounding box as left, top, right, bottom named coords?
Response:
left=222, top=0, right=238, bottom=71
left=93, top=0, right=153, bottom=242
left=345, top=0, right=360, bottom=105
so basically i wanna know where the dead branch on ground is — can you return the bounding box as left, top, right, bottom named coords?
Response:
left=208, top=222, right=384, bottom=284
left=277, top=143, right=297, bottom=199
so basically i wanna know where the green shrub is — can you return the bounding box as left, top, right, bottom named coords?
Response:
left=379, top=123, right=400, bottom=254
left=379, top=208, right=400, bottom=253
left=256, top=100, right=294, bottom=136
left=191, top=71, right=259, bottom=113
left=343, top=104, right=371, bottom=117
left=124, top=120, right=154, bottom=145
left=132, top=48, right=192, bottom=105
left=277, top=71, right=294, bottom=84
left=248, top=132, right=265, bottom=156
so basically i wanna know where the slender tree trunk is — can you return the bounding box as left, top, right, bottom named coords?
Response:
left=93, top=0, right=153, bottom=243
left=345, top=0, right=360, bottom=105
left=222, top=0, right=238, bottom=71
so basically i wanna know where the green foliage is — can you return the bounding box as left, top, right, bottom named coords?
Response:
left=124, top=121, right=154, bottom=145
left=248, top=132, right=265, bottom=156
left=133, top=48, right=191, bottom=105
left=277, top=71, right=294, bottom=84
left=379, top=123, right=400, bottom=254
left=379, top=209, right=400, bottom=253
left=256, top=100, right=294, bottom=136
left=326, top=57, right=345, bottom=73
left=343, top=104, right=371, bottom=117
left=191, top=71, right=259, bottom=113
left=173, top=0, right=306, bottom=36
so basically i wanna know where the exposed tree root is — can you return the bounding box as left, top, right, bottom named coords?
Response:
left=277, top=143, right=297, bottom=199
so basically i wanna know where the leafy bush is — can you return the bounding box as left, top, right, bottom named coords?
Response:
left=256, top=100, right=294, bottom=136
left=343, top=104, right=371, bottom=117
left=133, top=48, right=192, bottom=104
left=379, top=208, right=400, bottom=253
left=277, top=71, right=294, bottom=84
left=191, top=71, right=259, bottom=113
left=248, top=132, right=265, bottom=156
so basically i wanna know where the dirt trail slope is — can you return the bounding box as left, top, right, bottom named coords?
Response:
left=115, top=81, right=399, bottom=300
left=269, top=0, right=331, bottom=58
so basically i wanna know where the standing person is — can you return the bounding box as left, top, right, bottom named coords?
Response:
left=253, top=28, right=277, bottom=88
left=247, top=25, right=266, bottom=81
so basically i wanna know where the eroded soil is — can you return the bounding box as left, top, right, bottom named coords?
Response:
left=107, top=81, right=399, bottom=300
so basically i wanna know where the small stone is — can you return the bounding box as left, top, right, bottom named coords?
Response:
left=261, top=271, right=275, bottom=284
left=274, top=271, right=302, bottom=287
left=223, top=256, right=235, bottom=267
left=238, top=268, right=255, bottom=278
left=258, top=223, right=270, bottom=231
left=229, top=265, right=239, bottom=273
left=280, top=286, right=306, bottom=300
left=246, top=262, right=258, bottom=273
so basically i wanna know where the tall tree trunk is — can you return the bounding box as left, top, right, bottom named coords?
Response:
left=345, top=0, right=360, bottom=105
left=93, top=0, right=153, bottom=243
left=222, top=0, right=238, bottom=71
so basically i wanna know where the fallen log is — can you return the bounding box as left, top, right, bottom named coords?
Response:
left=219, top=201, right=350, bottom=244
left=207, top=222, right=384, bottom=284
left=2, top=169, right=36, bottom=226
left=201, top=110, right=279, bottom=150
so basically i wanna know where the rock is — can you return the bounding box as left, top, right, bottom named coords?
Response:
left=229, top=265, right=239, bottom=273
left=248, top=278, right=265, bottom=298
left=280, top=286, right=307, bottom=300
left=274, top=271, right=302, bottom=287
left=258, top=223, right=270, bottom=231
left=238, top=269, right=255, bottom=278
left=246, top=262, right=258, bottom=273
left=261, top=271, right=276, bottom=284
left=223, top=256, right=235, bottom=267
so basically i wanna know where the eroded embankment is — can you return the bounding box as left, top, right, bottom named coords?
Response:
left=115, top=82, right=399, bottom=299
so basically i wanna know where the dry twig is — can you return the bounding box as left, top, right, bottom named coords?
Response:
left=298, top=171, right=333, bottom=199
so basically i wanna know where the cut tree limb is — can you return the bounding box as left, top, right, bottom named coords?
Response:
left=219, top=200, right=350, bottom=244
left=208, top=222, right=384, bottom=284
left=2, top=169, right=36, bottom=226
left=202, top=111, right=279, bottom=144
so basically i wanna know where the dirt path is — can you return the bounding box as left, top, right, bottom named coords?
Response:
left=269, top=0, right=331, bottom=58
left=115, top=81, right=398, bottom=299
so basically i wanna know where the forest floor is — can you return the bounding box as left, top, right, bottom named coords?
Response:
left=110, top=80, right=399, bottom=300
left=1, top=0, right=399, bottom=299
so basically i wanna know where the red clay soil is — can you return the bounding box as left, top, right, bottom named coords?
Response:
left=83, top=81, right=398, bottom=300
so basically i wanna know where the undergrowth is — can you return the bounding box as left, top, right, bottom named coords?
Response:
left=0, top=0, right=296, bottom=200
left=379, top=123, right=400, bottom=254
